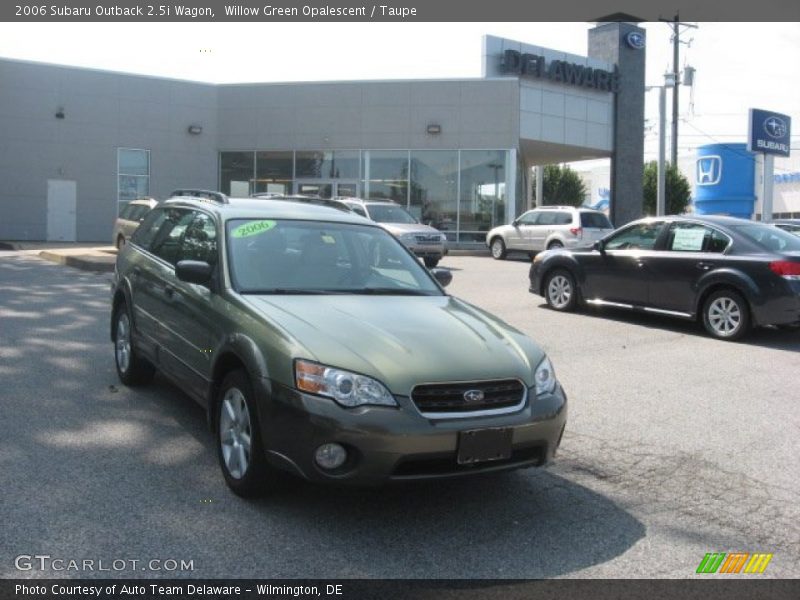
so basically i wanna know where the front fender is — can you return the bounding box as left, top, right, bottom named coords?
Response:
left=533, top=253, right=584, bottom=296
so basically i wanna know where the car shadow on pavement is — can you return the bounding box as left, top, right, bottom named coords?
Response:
left=534, top=301, right=800, bottom=352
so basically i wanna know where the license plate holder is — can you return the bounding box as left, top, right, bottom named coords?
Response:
left=457, top=428, right=513, bottom=465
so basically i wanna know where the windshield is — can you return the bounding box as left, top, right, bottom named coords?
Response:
left=226, top=219, right=443, bottom=295
left=366, top=204, right=417, bottom=224
left=731, top=222, right=800, bottom=253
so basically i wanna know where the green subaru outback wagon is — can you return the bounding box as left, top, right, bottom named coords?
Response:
left=111, top=191, right=567, bottom=496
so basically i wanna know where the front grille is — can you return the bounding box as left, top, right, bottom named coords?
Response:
left=411, top=379, right=525, bottom=414
left=414, top=234, right=442, bottom=244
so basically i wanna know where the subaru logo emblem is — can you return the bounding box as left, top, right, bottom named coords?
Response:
left=463, top=389, right=484, bottom=403
left=625, top=31, right=646, bottom=50
left=696, top=156, right=722, bottom=186
left=764, top=116, right=788, bottom=139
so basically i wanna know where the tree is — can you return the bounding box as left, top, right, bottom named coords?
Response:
left=642, top=161, right=692, bottom=216
left=533, top=164, right=587, bottom=207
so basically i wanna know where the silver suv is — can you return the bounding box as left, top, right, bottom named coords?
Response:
left=340, top=199, right=447, bottom=268
left=486, top=206, right=613, bottom=260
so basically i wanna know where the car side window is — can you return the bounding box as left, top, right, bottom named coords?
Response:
left=179, top=212, right=218, bottom=265
left=131, top=208, right=167, bottom=247
left=666, top=223, right=730, bottom=253
left=148, top=209, right=196, bottom=266
left=536, top=212, right=557, bottom=226
left=351, top=205, right=367, bottom=218
left=554, top=212, right=572, bottom=225
left=517, top=211, right=538, bottom=225
left=119, top=204, right=134, bottom=220
left=605, top=222, right=665, bottom=251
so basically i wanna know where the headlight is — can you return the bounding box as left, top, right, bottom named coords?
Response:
left=534, top=356, right=557, bottom=396
left=295, top=359, right=397, bottom=408
left=399, top=232, right=416, bottom=242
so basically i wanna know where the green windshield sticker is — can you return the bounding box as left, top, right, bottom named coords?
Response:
left=232, top=220, right=276, bottom=238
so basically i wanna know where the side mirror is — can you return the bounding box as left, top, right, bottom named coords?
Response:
left=175, top=260, right=213, bottom=285
left=431, top=268, right=453, bottom=288
left=593, top=240, right=605, bottom=253
left=512, top=219, right=520, bottom=227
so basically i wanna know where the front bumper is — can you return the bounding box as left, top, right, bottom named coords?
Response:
left=254, top=379, right=567, bottom=484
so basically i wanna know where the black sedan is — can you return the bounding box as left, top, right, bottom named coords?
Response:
left=529, top=215, right=800, bottom=340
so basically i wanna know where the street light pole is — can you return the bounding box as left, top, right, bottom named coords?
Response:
left=671, top=16, right=680, bottom=167
left=658, top=85, right=667, bottom=216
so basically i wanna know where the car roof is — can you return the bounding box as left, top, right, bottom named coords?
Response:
left=162, top=196, right=375, bottom=226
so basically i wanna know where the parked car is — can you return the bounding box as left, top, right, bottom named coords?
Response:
left=112, top=198, right=158, bottom=249
left=529, top=215, right=800, bottom=340
left=487, top=206, right=614, bottom=260
left=772, top=219, right=800, bottom=236
left=111, top=191, right=567, bottom=496
left=339, top=198, right=448, bottom=268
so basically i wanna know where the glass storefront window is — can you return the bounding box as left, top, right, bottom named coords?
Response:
left=220, top=151, right=254, bottom=196
left=363, top=151, right=409, bottom=203
left=255, top=151, right=293, bottom=195
left=410, top=151, right=458, bottom=240
left=117, top=148, right=150, bottom=209
left=458, top=150, right=507, bottom=242
left=295, top=151, right=359, bottom=180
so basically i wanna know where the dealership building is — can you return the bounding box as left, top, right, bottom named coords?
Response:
left=0, top=23, right=646, bottom=244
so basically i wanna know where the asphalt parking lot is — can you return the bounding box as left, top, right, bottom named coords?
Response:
left=1, top=249, right=798, bottom=579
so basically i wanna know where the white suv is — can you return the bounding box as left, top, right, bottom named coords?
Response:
left=486, top=206, right=613, bottom=260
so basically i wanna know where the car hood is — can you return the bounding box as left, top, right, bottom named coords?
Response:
left=378, top=222, right=441, bottom=236
left=241, top=295, right=542, bottom=395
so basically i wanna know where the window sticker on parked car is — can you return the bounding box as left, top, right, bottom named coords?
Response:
left=231, top=220, right=277, bottom=238
left=672, top=228, right=706, bottom=251
left=321, top=234, right=336, bottom=244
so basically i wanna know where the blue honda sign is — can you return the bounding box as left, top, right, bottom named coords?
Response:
left=748, top=108, right=791, bottom=157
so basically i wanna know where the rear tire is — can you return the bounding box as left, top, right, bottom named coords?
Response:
left=702, top=289, right=750, bottom=341
left=490, top=237, right=507, bottom=260
left=548, top=240, right=564, bottom=250
left=116, top=236, right=126, bottom=250
left=215, top=369, right=287, bottom=497
left=113, top=302, right=155, bottom=386
left=544, top=269, right=578, bottom=312
left=423, top=257, right=440, bottom=268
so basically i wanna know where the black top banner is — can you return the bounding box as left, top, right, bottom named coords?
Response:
left=3, top=0, right=800, bottom=22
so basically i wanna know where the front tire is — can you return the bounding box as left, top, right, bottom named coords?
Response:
left=113, top=303, right=155, bottom=386
left=216, top=369, right=282, bottom=497
left=702, top=289, right=750, bottom=341
left=544, top=269, right=578, bottom=312
left=116, top=235, right=126, bottom=250
left=423, top=257, right=440, bottom=268
left=548, top=240, right=564, bottom=250
left=490, top=237, right=507, bottom=260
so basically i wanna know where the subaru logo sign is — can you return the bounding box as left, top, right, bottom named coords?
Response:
left=696, top=156, right=722, bottom=186
left=625, top=31, right=646, bottom=50
left=463, top=389, right=484, bottom=403
left=748, top=108, right=791, bottom=157
left=764, top=116, right=788, bottom=139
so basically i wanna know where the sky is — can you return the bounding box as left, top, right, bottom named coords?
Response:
left=1, top=21, right=798, bottom=165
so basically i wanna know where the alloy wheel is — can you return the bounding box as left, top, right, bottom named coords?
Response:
left=707, top=297, right=742, bottom=337
left=115, top=312, right=131, bottom=374
left=219, top=388, right=252, bottom=480
left=547, top=274, right=572, bottom=309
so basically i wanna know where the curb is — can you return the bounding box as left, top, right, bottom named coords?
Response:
left=38, top=251, right=115, bottom=273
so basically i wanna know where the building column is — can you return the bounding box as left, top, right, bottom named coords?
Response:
left=588, top=22, right=646, bottom=226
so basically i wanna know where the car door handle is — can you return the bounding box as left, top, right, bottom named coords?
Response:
left=696, top=262, right=713, bottom=271
left=131, top=266, right=141, bottom=278
left=164, top=284, right=175, bottom=298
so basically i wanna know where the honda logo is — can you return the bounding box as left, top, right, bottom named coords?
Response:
left=696, top=156, right=722, bottom=186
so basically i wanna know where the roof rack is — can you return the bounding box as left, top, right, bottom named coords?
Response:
left=248, top=194, right=353, bottom=213
left=169, top=189, right=229, bottom=204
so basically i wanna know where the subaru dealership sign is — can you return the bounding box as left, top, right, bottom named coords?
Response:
left=747, top=108, right=791, bottom=157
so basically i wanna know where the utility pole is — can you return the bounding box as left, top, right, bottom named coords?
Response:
left=660, top=15, right=698, bottom=167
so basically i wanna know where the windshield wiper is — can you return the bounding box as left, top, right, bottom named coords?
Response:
left=241, top=288, right=339, bottom=295
left=341, top=287, right=435, bottom=296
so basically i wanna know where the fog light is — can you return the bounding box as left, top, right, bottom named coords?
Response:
left=314, top=443, right=347, bottom=470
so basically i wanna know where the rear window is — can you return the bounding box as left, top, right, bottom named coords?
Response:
left=536, top=211, right=571, bottom=226
left=732, top=223, right=800, bottom=252
left=580, top=212, right=612, bottom=229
